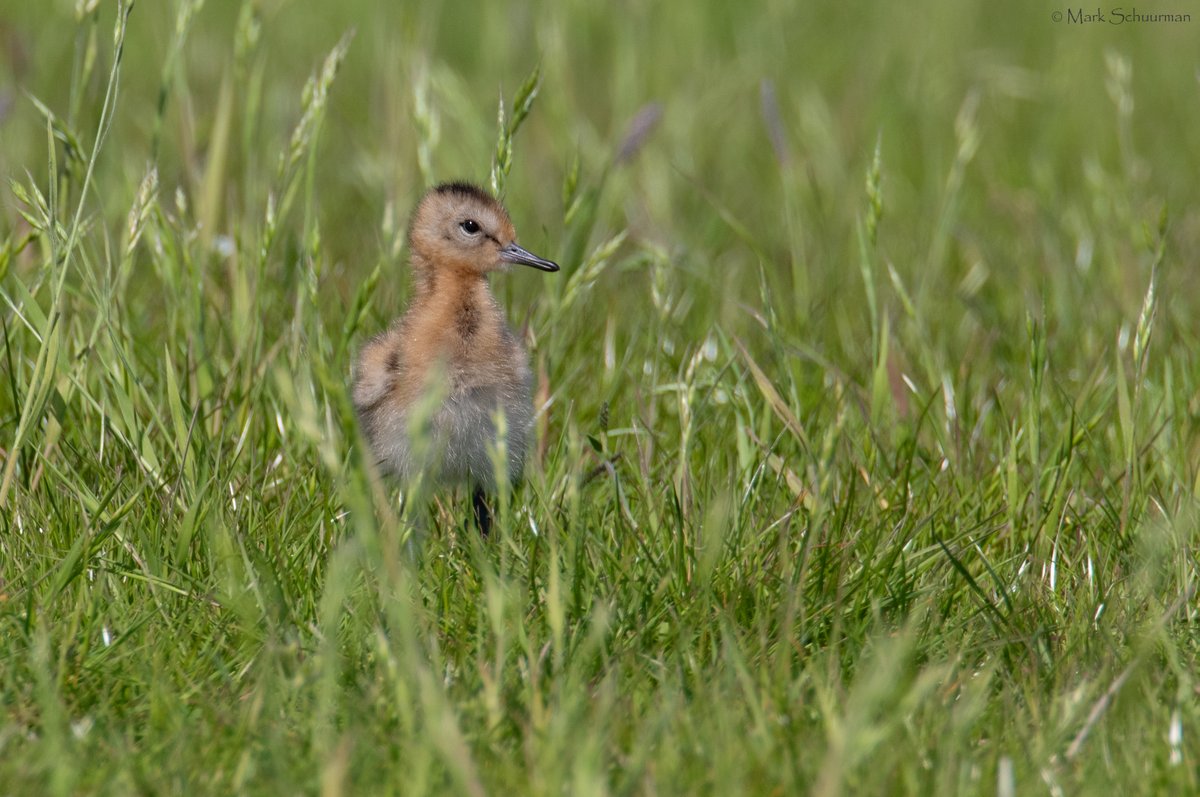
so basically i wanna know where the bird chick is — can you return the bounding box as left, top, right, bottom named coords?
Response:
left=352, top=182, right=558, bottom=535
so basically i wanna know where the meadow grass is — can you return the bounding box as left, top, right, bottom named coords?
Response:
left=1, top=1, right=1198, bottom=794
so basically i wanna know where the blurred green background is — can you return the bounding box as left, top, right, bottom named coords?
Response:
left=3, top=0, right=1196, bottom=342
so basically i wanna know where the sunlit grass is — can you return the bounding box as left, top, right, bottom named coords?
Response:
left=1, top=1, right=1198, bottom=794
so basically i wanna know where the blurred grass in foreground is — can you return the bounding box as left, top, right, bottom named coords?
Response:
left=1, top=0, right=1199, bottom=794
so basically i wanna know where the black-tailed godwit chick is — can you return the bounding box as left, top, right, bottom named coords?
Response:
left=352, top=182, right=558, bottom=535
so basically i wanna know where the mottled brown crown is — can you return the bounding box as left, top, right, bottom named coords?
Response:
left=432, top=181, right=497, bottom=207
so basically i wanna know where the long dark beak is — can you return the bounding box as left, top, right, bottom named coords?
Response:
left=499, top=243, right=559, bottom=272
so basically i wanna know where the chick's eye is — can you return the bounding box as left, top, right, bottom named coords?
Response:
left=460, top=219, right=481, bottom=235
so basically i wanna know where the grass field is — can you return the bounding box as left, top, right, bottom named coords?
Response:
left=2, top=1, right=1199, bottom=794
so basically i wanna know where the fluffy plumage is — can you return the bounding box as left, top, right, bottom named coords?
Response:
left=352, top=183, right=558, bottom=532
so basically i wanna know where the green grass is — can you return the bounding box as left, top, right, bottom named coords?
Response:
left=2, top=0, right=1199, bottom=793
